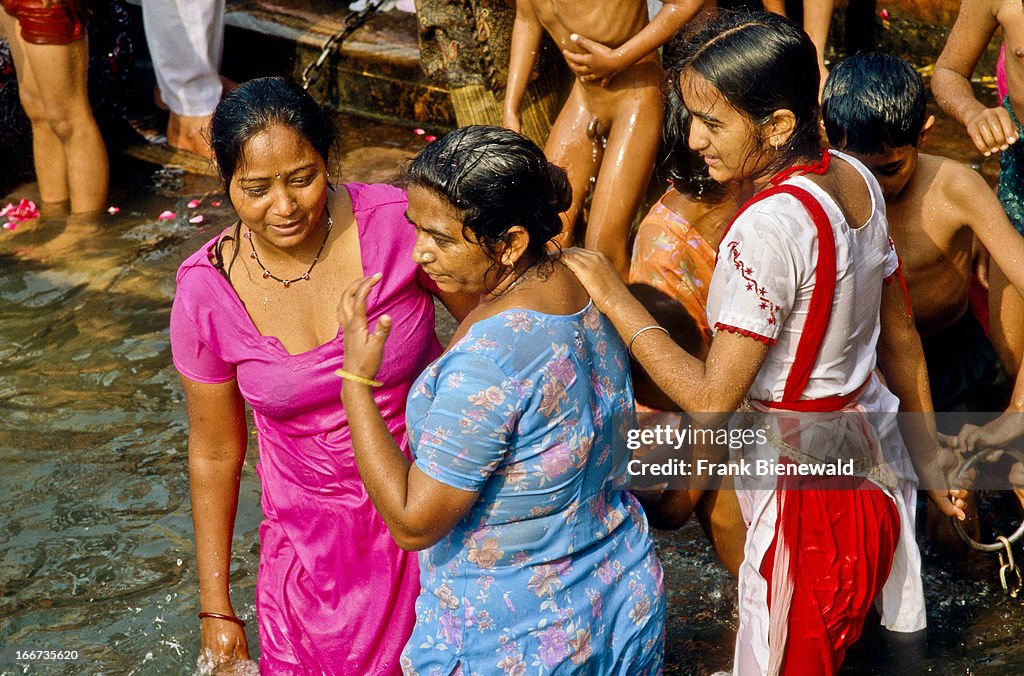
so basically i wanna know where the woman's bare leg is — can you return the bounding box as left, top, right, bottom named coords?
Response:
left=4, top=19, right=108, bottom=213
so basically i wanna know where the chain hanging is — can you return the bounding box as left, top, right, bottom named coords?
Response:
left=998, top=535, right=1023, bottom=598
left=300, top=0, right=387, bottom=91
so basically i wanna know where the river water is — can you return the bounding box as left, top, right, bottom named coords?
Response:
left=0, top=113, right=1022, bottom=675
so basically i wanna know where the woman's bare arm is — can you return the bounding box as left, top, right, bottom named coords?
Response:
left=339, top=275, right=480, bottom=550
left=181, top=375, right=251, bottom=663
left=561, top=248, right=767, bottom=422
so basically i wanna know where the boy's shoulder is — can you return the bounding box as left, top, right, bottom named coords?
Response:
left=906, top=153, right=1001, bottom=233
left=911, top=152, right=986, bottom=203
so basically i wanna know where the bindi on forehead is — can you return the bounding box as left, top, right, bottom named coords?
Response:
left=235, top=129, right=322, bottom=182
left=237, top=161, right=319, bottom=183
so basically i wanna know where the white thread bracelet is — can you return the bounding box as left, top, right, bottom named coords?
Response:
left=627, top=325, right=670, bottom=356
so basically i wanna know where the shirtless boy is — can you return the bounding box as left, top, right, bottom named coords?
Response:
left=502, top=0, right=703, bottom=277
left=824, top=54, right=1024, bottom=553
left=823, top=53, right=1024, bottom=414
left=933, top=0, right=1024, bottom=379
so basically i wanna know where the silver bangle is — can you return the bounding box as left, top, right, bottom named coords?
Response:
left=627, top=324, right=670, bottom=357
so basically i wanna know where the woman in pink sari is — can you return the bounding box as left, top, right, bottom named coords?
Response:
left=169, top=77, right=472, bottom=674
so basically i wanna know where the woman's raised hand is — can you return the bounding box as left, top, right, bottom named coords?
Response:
left=560, top=248, right=629, bottom=313
left=338, top=273, right=391, bottom=381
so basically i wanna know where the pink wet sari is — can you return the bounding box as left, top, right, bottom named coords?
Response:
left=171, top=183, right=440, bottom=674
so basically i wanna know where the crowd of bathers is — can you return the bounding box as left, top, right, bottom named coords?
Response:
left=6, top=0, right=1024, bottom=674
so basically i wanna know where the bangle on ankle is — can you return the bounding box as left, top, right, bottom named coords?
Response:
left=198, top=611, right=246, bottom=627
left=335, top=368, right=383, bottom=388
left=627, top=325, right=670, bottom=357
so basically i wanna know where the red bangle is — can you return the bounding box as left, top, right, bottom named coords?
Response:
left=198, top=611, right=246, bottom=627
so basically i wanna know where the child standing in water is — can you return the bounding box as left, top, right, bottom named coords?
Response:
left=502, top=0, right=703, bottom=277
left=933, top=0, right=1024, bottom=380
left=823, top=52, right=1024, bottom=557
left=629, top=68, right=744, bottom=339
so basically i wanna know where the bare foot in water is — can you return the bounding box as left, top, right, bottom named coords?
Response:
left=167, top=112, right=215, bottom=159
left=19, top=210, right=106, bottom=262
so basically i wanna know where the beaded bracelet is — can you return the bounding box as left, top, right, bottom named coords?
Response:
left=627, top=325, right=670, bottom=357
left=198, top=611, right=246, bottom=627
left=335, top=368, right=384, bottom=388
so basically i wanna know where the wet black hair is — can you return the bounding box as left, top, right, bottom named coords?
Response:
left=403, top=125, right=571, bottom=264
left=209, top=76, right=336, bottom=191
left=660, top=58, right=727, bottom=202
left=821, top=53, right=928, bottom=155
left=665, top=11, right=822, bottom=177
left=206, top=77, right=336, bottom=280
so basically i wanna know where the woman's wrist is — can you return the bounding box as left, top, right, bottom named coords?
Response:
left=198, top=611, right=246, bottom=627
left=336, top=368, right=382, bottom=388
left=197, top=588, right=234, bottom=613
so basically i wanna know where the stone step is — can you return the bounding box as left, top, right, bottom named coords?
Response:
left=123, top=0, right=455, bottom=129
left=224, top=0, right=454, bottom=128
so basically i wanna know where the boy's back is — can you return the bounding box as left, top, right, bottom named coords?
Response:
left=883, top=152, right=982, bottom=335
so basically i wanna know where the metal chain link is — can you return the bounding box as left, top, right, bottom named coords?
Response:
left=948, top=448, right=1024, bottom=597
left=998, top=535, right=1023, bottom=598
left=951, top=447, right=1024, bottom=554
left=300, top=0, right=387, bottom=91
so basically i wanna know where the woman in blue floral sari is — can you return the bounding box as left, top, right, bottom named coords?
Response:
left=338, top=125, right=664, bottom=675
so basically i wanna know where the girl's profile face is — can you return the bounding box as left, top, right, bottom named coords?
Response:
left=680, top=70, right=774, bottom=186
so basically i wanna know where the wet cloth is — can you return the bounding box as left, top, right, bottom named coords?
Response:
left=1, top=0, right=86, bottom=45
left=921, top=308, right=1010, bottom=412
left=998, top=44, right=1009, bottom=102
left=170, top=183, right=439, bottom=675
left=758, top=466, right=900, bottom=675
left=401, top=304, right=665, bottom=675
left=142, top=0, right=223, bottom=117
left=998, top=95, right=1024, bottom=236
left=629, top=188, right=717, bottom=338
left=707, top=150, right=926, bottom=675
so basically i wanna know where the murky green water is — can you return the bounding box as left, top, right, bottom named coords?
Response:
left=0, top=113, right=1022, bottom=675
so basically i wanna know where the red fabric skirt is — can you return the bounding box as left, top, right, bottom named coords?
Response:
left=760, top=471, right=900, bottom=675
